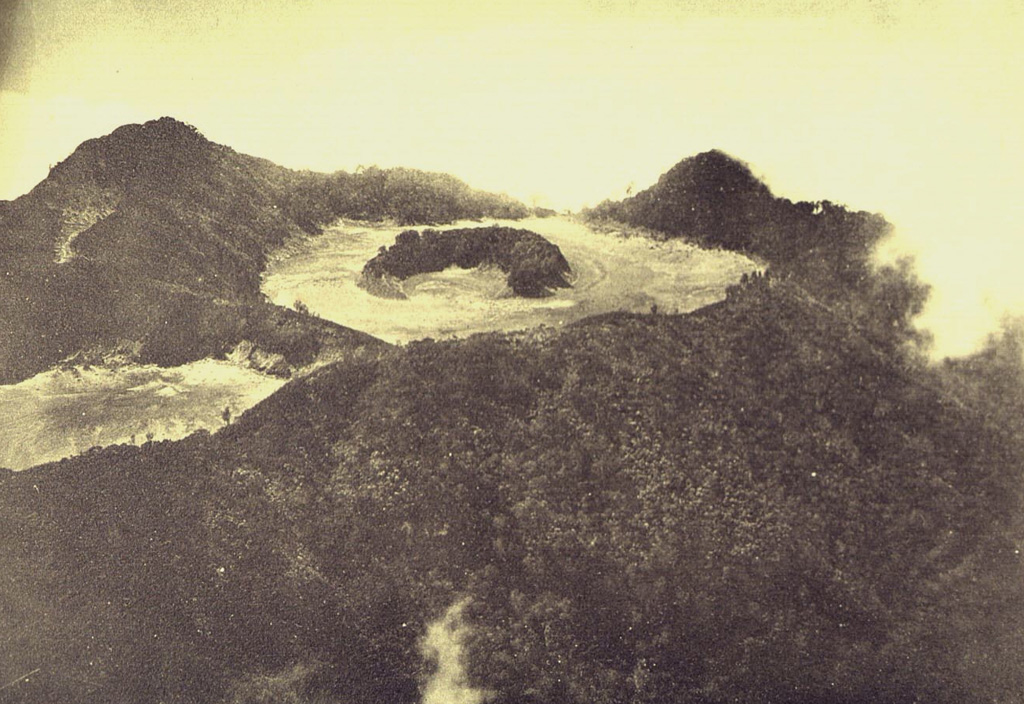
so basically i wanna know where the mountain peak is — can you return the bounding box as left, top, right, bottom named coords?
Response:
left=107, top=116, right=208, bottom=145
left=658, top=149, right=770, bottom=198
left=582, top=148, right=776, bottom=251
left=43, top=117, right=217, bottom=192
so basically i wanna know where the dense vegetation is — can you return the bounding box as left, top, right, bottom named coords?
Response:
left=1, top=282, right=1022, bottom=703
left=360, top=226, right=572, bottom=298
left=0, top=118, right=526, bottom=382
left=313, top=166, right=529, bottom=225
left=2, top=134, right=1021, bottom=704
left=584, top=150, right=929, bottom=349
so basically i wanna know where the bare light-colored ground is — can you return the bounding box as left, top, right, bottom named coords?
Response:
left=0, top=360, right=285, bottom=470
left=262, top=216, right=756, bottom=342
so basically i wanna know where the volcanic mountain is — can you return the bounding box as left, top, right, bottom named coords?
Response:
left=1, top=131, right=1022, bottom=704
left=0, top=117, right=528, bottom=382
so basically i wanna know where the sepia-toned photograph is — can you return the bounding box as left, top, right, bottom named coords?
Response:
left=1, top=0, right=1022, bottom=701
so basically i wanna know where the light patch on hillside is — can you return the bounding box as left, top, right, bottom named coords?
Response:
left=0, top=359, right=285, bottom=470
left=55, top=202, right=115, bottom=263
left=421, top=598, right=493, bottom=704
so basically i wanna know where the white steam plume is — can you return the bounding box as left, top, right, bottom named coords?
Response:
left=421, top=598, right=494, bottom=704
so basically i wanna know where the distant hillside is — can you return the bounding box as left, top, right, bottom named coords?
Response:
left=1, top=283, right=1020, bottom=704
left=360, top=225, right=572, bottom=298
left=584, top=150, right=929, bottom=349
left=317, top=165, right=529, bottom=225
left=588, top=151, right=776, bottom=250
left=0, top=117, right=527, bottom=382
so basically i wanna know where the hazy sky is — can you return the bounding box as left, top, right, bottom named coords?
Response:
left=2, top=0, right=1023, bottom=357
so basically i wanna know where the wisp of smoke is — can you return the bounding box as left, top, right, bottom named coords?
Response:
left=420, top=598, right=494, bottom=704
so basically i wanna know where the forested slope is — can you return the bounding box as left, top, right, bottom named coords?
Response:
left=1, top=282, right=1021, bottom=703
left=0, top=118, right=526, bottom=381
left=584, top=150, right=929, bottom=349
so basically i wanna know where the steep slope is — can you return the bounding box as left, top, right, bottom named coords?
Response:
left=0, top=118, right=527, bottom=382
left=585, top=151, right=929, bottom=348
left=1, top=283, right=1021, bottom=704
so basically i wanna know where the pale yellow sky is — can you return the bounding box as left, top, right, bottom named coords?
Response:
left=2, top=0, right=1023, bottom=357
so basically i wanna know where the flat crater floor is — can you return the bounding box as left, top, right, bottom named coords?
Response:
left=261, top=216, right=756, bottom=343
left=0, top=361, right=286, bottom=470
